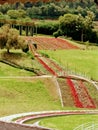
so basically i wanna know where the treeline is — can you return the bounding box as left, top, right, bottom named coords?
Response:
left=0, top=0, right=98, bottom=44
left=0, top=0, right=96, bottom=4
left=0, top=9, right=98, bottom=44
left=0, top=0, right=98, bottom=19
left=35, top=12, right=98, bottom=44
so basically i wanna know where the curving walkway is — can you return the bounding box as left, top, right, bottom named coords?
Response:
left=0, top=110, right=98, bottom=130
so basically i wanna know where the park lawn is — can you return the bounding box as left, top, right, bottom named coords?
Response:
left=0, top=49, right=35, bottom=69
left=0, top=62, right=34, bottom=76
left=40, top=114, right=98, bottom=130
left=39, top=50, right=98, bottom=80
left=0, top=78, right=61, bottom=117
left=0, top=49, right=48, bottom=76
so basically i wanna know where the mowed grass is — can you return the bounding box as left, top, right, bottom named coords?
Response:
left=40, top=50, right=98, bottom=80
left=0, top=50, right=61, bottom=116
left=0, top=50, right=35, bottom=76
left=40, top=114, right=98, bottom=130
left=0, top=78, right=61, bottom=116
left=0, top=49, right=48, bottom=76
left=0, top=62, right=34, bottom=76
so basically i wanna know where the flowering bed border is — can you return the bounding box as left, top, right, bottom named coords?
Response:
left=28, top=39, right=96, bottom=109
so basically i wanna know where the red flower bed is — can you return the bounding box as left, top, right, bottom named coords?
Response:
left=66, top=78, right=83, bottom=108
left=28, top=39, right=96, bottom=109
left=31, top=36, right=79, bottom=50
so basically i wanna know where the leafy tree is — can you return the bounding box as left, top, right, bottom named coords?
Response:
left=7, top=10, right=20, bottom=19
left=59, top=13, right=78, bottom=37
left=0, top=3, right=11, bottom=14
left=27, top=6, right=41, bottom=19
left=59, top=12, right=96, bottom=42
left=53, top=29, right=63, bottom=38
left=0, top=24, right=28, bottom=53
left=7, top=9, right=27, bottom=19
left=79, top=11, right=95, bottom=41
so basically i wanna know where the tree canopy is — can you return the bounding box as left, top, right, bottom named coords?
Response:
left=58, top=12, right=98, bottom=42
left=0, top=24, right=28, bottom=53
left=0, top=0, right=98, bottom=5
left=0, top=0, right=98, bottom=19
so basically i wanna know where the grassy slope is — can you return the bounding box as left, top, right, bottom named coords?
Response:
left=40, top=50, right=98, bottom=80
left=0, top=46, right=98, bottom=130
left=0, top=78, right=61, bottom=116
left=40, top=115, right=98, bottom=130
left=0, top=50, right=62, bottom=116
left=0, top=62, right=34, bottom=76
left=0, top=50, right=48, bottom=76
left=0, top=50, right=35, bottom=76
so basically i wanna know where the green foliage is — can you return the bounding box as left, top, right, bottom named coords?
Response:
left=27, top=51, right=34, bottom=59
left=0, top=3, right=11, bottom=14
left=0, top=0, right=97, bottom=20
left=0, top=1, right=98, bottom=41
left=40, top=51, right=50, bottom=58
left=59, top=12, right=98, bottom=43
left=41, top=49, right=98, bottom=80
left=36, top=21, right=59, bottom=35
left=59, top=13, right=78, bottom=36
left=0, top=50, right=36, bottom=76
left=40, top=115, right=98, bottom=130
left=0, top=24, right=28, bottom=53
left=0, top=62, right=34, bottom=76
left=7, top=9, right=27, bottom=19
left=0, top=12, right=3, bottom=15
left=53, top=29, right=63, bottom=38
left=0, top=78, right=61, bottom=116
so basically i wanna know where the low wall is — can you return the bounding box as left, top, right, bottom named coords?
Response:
left=0, top=121, right=50, bottom=130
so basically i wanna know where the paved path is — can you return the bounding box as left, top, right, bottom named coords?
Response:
left=0, top=110, right=98, bottom=129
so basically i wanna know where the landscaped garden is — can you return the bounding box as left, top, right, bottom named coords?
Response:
left=39, top=114, right=98, bottom=130
left=0, top=1, right=98, bottom=129
left=0, top=77, right=62, bottom=117
left=0, top=34, right=97, bottom=129
left=40, top=49, right=98, bottom=80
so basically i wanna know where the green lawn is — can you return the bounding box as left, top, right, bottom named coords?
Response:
left=0, top=62, right=34, bottom=76
left=0, top=48, right=98, bottom=130
left=0, top=78, right=61, bottom=116
left=39, top=50, right=98, bottom=80
left=40, top=114, right=98, bottom=130
left=0, top=50, right=61, bottom=117
left=0, top=49, right=48, bottom=76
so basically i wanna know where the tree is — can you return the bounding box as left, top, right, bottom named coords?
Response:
left=76, top=11, right=95, bottom=41
left=0, top=0, right=97, bottom=5
left=7, top=9, right=27, bottom=19
left=59, top=12, right=96, bottom=42
left=0, top=3, right=11, bottom=14
left=0, top=24, right=28, bottom=53
left=59, top=13, right=78, bottom=37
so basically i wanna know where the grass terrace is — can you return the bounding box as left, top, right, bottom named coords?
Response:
left=0, top=62, right=34, bottom=76
left=0, top=77, right=61, bottom=116
left=39, top=49, right=98, bottom=80
left=39, top=114, right=98, bottom=130
left=0, top=39, right=98, bottom=130
left=0, top=49, right=48, bottom=76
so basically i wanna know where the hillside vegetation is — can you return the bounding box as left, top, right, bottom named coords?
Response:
left=0, top=77, right=61, bottom=116
left=40, top=49, right=98, bottom=80
left=0, top=37, right=98, bottom=130
left=40, top=114, right=98, bottom=130
left=0, top=0, right=97, bottom=19
left=0, top=49, right=49, bottom=76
